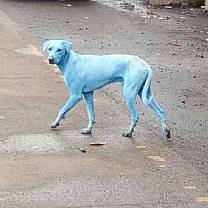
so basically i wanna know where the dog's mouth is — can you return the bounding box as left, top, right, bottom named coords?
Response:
left=48, top=59, right=55, bottom=65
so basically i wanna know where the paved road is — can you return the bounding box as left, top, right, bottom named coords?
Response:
left=0, top=0, right=208, bottom=207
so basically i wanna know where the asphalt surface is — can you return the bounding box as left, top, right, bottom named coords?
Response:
left=0, top=0, right=208, bottom=207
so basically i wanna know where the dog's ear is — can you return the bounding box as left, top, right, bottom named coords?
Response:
left=42, top=40, right=51, bottom=52
left=61, top=40, right=72, bottom=54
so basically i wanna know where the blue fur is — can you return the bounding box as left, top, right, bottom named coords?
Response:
left=43, top=40, right=170, bottom=138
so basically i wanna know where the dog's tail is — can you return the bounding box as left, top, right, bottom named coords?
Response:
left=141, top=65, right=153, bottom=105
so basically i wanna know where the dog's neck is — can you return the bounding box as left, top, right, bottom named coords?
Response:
left=57, top=50, right=79, bottom=75
left=57, top=53, right=70, bottom=74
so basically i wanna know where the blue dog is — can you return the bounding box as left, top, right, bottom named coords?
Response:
left=43, top=40, right=170, bottom=138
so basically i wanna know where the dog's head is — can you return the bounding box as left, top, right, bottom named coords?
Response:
left=43, top=40, right=72, bottom=65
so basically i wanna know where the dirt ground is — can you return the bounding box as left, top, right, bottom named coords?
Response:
left=0, top=0, right=208, bottom=207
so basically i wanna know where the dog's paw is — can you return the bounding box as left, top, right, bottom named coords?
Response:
left=50, top=122, right=59, bottom=129
left=122, top=132, right=132, bottom=138
left=81, top=128, right=91, bottom=135
left=165, top=128, right=171, bottom=139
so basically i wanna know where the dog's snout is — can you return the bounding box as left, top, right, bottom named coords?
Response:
left=48, top=58, right=54, bottom=64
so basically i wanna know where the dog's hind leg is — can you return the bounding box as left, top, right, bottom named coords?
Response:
left=122, top=85, right=139, bottom=137
left=149, top=98, right=171, bottom=138
left=81, top=91, right=96, bottom=134
left=51, top=95, right=82, bottom=129
left=140, top=88, right=171, bottom=138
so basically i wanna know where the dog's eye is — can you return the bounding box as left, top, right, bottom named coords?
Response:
left=57, top=49, right=62, bottom=52
left=48, top=47, right=52, bottom=51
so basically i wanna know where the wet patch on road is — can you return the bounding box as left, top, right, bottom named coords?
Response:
left=93, top=0, right=148, bottom=14
left=15, top=45, right=43, bottom=57
left=0, top=129, right=134, bottom=154
left=0, top=134, right=63, bottom=154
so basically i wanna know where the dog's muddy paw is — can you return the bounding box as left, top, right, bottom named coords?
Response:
left=122, top=132, right=132, bottom=137
left=81, top=128, right=91, bottom=135
left=165, top=128, right=171, bottom=139
left=50, top=122, right=59, bottom=129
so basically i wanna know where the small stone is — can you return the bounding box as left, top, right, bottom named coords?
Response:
left=137, top=146, right=147, bottom=149
left=195, top=54, right=204, bottom=58
left=164, top=6, right=172, bottom=9
left=159, top=17, right=167, bottom=20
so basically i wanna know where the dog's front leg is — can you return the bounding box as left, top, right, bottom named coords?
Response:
left=51, top=95, right=82, bottom=128
left=81, top=91, right=96, bottom=134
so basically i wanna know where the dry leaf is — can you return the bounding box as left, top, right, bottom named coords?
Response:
left=90, top=142, right=105, bottom=146
left=196, top=196, right=208, bottom=203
